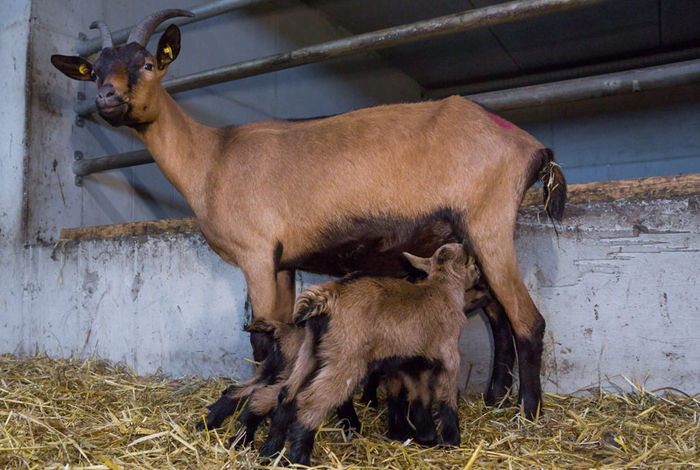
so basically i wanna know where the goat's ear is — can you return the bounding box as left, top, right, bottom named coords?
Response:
left=156, top=24, right=182, bottom=70
left=403, top=252, right=431, bottom=274
left=51, top=55, right=95, bottom=81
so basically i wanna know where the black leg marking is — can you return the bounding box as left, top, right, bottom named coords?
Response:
left=230, top=406, right=265, bottom=449
left=386, top=386, right=411, bottom=441
left=438, top=401, right=460, bottom=446
left=516, top=324, right=545, bottom=420
left=483, top=299, right=515, bottom=406
left=288, top=420, right=316, bottom=467
left=336, top=398, right=361, bottom=434
left=259, top=390, right=297, bottom=458
left=360, top=370, right=381, bottom=407
left=197, top=387, right=241, bottom=430
left=410, top=400, right=437, bottom=447
left=250, top=329, right=274, bottom=363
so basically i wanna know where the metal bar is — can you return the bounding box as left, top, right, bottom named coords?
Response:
left=76, top=0, right=271, bottom=57
left=76, top=0, right=607, bottom=116
left=428, top=46, right=700, bottom=98
left=73, top=59, right=700, bottom=179
left=469, top=58, right=700, bottom=111
left=73, top=149, right=154, bottom=176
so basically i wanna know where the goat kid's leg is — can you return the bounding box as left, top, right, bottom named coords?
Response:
left=404, top=370, right=437, bottom=446
left=197, top=385, right=243, bottom=431
left=467, top=219, right=545, bottom=420
left=230, top=403, right=266, bottom=449
left=434, top=347, right=461, bottom=446
left=359, top=369, right=381, bottom=407
left=258, top=386, right=298, bottom=458
left=384, top=375, right=412, bottom=441
left=482, top=298, right=515, bottom=406
left=336, top=398, right=361, bottom=434
left=232, top=382, right=283, bottom=450
left=289, top=363, right=366, bottom=465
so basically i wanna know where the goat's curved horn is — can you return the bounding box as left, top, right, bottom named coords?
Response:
left=127, top=9, right=194, bottom=47
left=89, top=21, right=113, bottom=49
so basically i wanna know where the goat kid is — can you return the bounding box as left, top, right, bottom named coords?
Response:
left=268, top=243, right=481, bottom=466
left=51, top=10, right=566, bottom=419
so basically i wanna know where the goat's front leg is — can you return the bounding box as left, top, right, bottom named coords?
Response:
left=243, top=258, right=295, bottom=361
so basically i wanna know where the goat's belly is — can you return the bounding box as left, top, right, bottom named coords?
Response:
left=280, top=211, right=461, bottom=277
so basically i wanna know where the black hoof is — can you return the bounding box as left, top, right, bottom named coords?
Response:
left=258, top=437, right=285, bottom=458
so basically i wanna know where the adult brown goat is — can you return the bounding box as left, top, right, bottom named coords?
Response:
left=51, top=9, right=566, bottom=418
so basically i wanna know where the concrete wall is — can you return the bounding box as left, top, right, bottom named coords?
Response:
left=7, top=197, right=699, bottom=395
left=1, top=0, right=699, bottom=396
left=0, top=0, right=32, bottom=357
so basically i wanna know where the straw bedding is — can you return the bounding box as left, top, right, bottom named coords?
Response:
left=1, top=354, right=697, bottom=469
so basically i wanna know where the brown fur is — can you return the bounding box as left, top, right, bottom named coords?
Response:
left=51, top=16, right=567, bottom=417
left=290, top=243, right=479, bottom=431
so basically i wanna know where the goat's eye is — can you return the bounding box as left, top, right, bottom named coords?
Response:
left=143, top=63, right=153, bottom=71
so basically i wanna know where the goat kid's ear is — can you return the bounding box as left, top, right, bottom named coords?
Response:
left=156, top=24, right=182, bottom=70
left=50, top=55, right=95, bottom=81
left=403, top=252, right=432, bottom=274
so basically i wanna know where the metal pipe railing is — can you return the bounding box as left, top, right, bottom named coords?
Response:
left=428, top=46, right=700, bottom=99
left=470, top=58, right=700, bottom=111
left=76, top=0, right=607, bottom=116
left=73, top=58, right=700, bottom=179
left=76, top=0, right=271, bottom=57
left=73, top=149, right=153, bottom=178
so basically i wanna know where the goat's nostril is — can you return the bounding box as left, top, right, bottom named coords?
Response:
left=105, top=89, right=115, bottom=98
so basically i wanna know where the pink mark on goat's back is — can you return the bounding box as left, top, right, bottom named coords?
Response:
left=488, top=112, right=515, bottom=129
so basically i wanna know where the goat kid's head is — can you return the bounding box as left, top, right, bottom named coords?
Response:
left=51, top=9, right=193, bottom=127
left=403, top=243, right=480, bottom=287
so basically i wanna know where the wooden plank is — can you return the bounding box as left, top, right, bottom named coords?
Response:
left=60, top=173, right=700, bottom=241
left=521, top=173, right=700, bottom=207
left=60, top=217, right=200, bottom=241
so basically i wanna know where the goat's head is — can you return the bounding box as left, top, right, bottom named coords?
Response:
left=403, top=243, right=480, bottom=288
left=51, top=9, right=193, bottom=127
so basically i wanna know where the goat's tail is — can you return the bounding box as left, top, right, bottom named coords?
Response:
left=536, top=148, right=567, bottom=222
left=293, top=285, right=335, bottom=326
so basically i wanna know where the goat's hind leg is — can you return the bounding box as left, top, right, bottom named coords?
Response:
left=482, top=297, right=515, bottom=406
left=466, top=213, right=545, bottom=420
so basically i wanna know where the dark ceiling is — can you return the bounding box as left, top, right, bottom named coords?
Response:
left=304, top=0, right=700, bottom=93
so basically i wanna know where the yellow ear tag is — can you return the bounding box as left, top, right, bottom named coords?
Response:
left=78, top=64, right=90, bottom=75
left=162, top=45, right=173, bottom=60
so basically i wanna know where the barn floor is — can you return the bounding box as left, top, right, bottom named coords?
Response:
left=0, top=355, right=697, bottom=469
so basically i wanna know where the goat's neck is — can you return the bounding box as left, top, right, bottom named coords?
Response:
left=134, top=90, right=220, bottom=214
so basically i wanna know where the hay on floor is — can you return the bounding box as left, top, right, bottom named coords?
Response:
left=0, top=354, right=698, bottom=469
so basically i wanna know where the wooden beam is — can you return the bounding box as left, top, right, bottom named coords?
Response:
left=60, top=173, right=700, bottom=241
left=521, top=172, right=700, bottom=206
left=60, top=217, right=200, bottom=241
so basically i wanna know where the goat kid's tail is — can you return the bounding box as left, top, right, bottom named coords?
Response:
left=537, top=148, right=567, bottom=222
left=293, top=286, right=335, bottom=326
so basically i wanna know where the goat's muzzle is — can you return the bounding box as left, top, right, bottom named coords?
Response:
left=96, top=84, right=128, bottom=124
